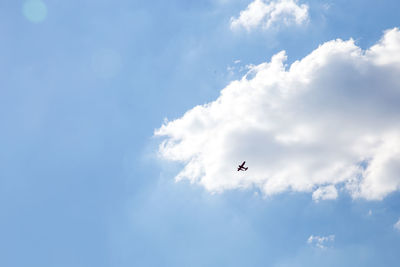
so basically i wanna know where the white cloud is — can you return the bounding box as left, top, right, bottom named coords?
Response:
left=307, top=235, right=335, bottom=249
left=394, top=218, right=400, bottom=231
left=230, top=0, right=309, bottom=31
left=155, top=28, right=400, bottom=201
left=312, top=185, right=337, bottom=202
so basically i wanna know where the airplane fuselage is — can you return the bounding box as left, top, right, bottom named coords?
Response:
left=237, top=161, right=248, bottom=171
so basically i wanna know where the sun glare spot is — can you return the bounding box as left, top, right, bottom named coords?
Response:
left=23, top=0, right=47, bottom=23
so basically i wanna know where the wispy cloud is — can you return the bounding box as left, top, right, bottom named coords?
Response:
left=230, top=0, right=309, bottom=31
left=307, top=235, right=335, bottom=249
left=156, top=28, right=400, bottom=201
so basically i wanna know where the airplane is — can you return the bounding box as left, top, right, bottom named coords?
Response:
left=237, top=161, right=248, bottom=171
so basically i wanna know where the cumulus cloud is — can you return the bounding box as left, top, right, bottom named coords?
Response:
left=394, top=218, right=400, bottom=231
left=230, top=0, right=309, bottom=31
left=307, top=235, right=335, bottom=249
left=155, top=28, right=400, bottom=201
left=312, top=185, right=338, bottom=202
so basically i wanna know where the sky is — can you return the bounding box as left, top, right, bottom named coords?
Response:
left=1, top=0, right=400, bottom=266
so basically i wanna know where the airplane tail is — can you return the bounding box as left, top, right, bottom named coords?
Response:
left=245, top=167, right=248, bottom=171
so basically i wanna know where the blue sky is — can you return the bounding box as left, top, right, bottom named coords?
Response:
left=1, top=0, right=400, bottom=266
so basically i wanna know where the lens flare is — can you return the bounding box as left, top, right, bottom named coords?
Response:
left=91, top=49, right=122, bottom=79
left=23, top=0, right=47, bottom=23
